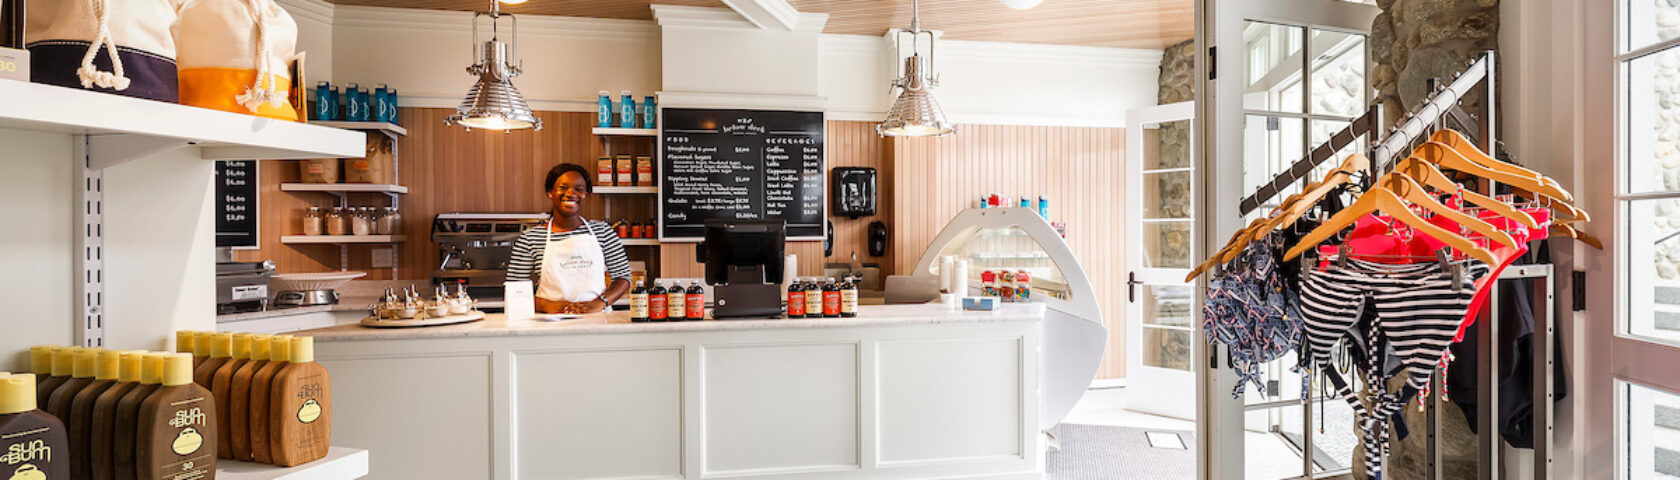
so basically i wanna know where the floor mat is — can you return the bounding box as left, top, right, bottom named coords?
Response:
left=1046, top=423, right=1197, bottom=480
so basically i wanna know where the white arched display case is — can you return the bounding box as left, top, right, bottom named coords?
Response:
left=911, top=207, right=1107, bottom=431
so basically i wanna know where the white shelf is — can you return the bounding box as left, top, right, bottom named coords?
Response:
left=282, top=235, right=407, bottom=244
left=0, top=79, right=365, bottom=163
left=595, top=186, right=657, bottom=195
left=218, top=447, right=369, bottom=480
left=621, top=238, right=660, bottom=246
left=312, top=121, right=407, bottom=137
left=592, top=127, right=658, bottom=137
left=282, top=183, right=409, bottom=194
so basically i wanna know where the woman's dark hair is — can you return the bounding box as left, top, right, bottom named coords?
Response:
left=544, top=163, right=593, bottom=193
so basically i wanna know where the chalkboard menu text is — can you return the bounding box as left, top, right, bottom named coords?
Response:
left=660, top=108, right=825, bottom=239
left=215, top=160, right=259, bottom=248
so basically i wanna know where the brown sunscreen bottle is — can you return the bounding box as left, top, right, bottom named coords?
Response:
left=249, top=335, right=290, bottom=465
left=37, top=346, right=73, bottom=409
left=229, top=334, right=272, bottom=461
left=92, top=351, right=145, bottom=480
left=46, top=347, right=97, bottom=423
left=69, top=349, right=122, bottom=479
left=193, top=333, right=231, bottom=391
left=29, top=346, right=63, bottom=408
left=270, top=336, right=330, bottom=467
left=0, top=374, right=69, bottom=480
left=177, top=331, right=199, bottom=368
left=136, top=353, right=215, bottom=480
left=113, top=352, right=163, bottom=480
left=212, top=334, right=252, bottom=459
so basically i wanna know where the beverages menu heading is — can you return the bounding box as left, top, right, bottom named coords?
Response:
left=660, top=108, right=825, bottom=239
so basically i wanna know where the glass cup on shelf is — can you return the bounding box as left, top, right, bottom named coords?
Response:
left=302, top=206, right=324, bottom=236
left=325, top=207, right=348, bottom=235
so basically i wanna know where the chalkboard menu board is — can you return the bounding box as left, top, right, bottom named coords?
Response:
left=660, top=108, right=825, bottom=240
left=215, top=160, right=259, bottom=248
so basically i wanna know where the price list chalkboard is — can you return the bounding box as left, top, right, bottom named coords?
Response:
left=215, top=160, right=259, bottom=248
left=660, top=108, right=825, bottom=239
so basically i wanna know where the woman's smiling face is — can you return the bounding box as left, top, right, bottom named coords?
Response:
left=548, top=171, right=590, bottom=217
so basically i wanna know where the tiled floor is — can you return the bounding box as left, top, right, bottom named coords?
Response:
left=1060, top=386, right=1339, bottom=479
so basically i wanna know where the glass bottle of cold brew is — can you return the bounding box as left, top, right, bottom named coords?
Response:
left=685, top=282, right=705, bottom=321
left=840, top=275, right=859, bottom=318
left=822, top=277, right=841, bottom=318
left=648, top=282, right=668, bottom=322
left=786, top=280, right=805, bottom=318
left=629, top=280, right=649, bottom=322
left=803, top=278, right=822, bottom=319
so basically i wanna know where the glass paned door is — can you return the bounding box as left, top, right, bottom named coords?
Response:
left=1128, top=101, right=1197, bottom=420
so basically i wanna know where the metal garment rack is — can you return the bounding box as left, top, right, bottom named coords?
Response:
left=1258, top=51, right=1555, bottom=479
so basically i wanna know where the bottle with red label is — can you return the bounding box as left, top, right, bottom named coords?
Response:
left=1015, top=270, right=1031, bottom=301
left=685, top=282, right=705, bottom=321
left=786, top=280, right=806, bottom=318
left=821, top=277, right=841, bottom=318
left=615, top=219, right=629, bottom=239
left=648, top=282, right=668, bottom=321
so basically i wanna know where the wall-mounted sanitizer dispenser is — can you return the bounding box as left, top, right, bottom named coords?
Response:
left=831, top=167, right=877, bottom=219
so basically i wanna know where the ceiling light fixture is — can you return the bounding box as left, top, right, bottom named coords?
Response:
left=446, top=0, right=540, bottom=131
left=879, top=0, right=954, bottom=137
left=1000, top=0, right=1044, bottom=10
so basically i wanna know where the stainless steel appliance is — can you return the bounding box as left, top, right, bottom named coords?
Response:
left=216, top=260, right=275, bottom=314
left=270, top=272, right=367, bottom=308
left=432, top=212, right=548, bottom=302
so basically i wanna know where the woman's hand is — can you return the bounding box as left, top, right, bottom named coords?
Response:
left=536, top=298, right=607, bottom=314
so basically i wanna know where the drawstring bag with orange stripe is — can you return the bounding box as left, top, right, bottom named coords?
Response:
left=24, top=0, right=185, bottom=102
left=175, top=0, right=299, bottom=121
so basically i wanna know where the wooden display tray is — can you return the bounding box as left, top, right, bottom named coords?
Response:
left=360, top=310, right=485, bottom=328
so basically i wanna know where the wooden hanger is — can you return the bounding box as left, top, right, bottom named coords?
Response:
left=1549, top=224, right=1605, bottom=249
left=1431, top=129, right=1566, bottom=190
left=1188, top=184, right=1329, bottom=281
left=1376, top=173, right=1519, bottom=249
left=1508, top=185, right=1591, bottom=224
left=1391, top=157, right=1539, bottom=228
left=1271, top=154, right=1371, bottom=233
left=1283, top=187, right=1497, bottom=265
left=1414, top=141, right=1576, bottom=203
left=1184, top=218, right=1269, bottom=281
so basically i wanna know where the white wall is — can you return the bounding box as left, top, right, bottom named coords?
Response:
left=101, top=151, right=218, bottom=352
left=0, top=131, right=73, bottom=371
left=274, top=3, right=1166, bottom=127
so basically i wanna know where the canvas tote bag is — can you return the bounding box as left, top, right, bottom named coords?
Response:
left=25, top=0, right=185, bottom=102
left=175, top=0, right=298, bottom=120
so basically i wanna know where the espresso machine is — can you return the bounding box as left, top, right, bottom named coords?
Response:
left=431, top=213, right=548, bottom=304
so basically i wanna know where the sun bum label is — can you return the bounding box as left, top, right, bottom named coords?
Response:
left=156, top=399, right=214, bottom=480
left=1, top=438, right=50, bottom=466
left=0, top=420, right=64, bottom=480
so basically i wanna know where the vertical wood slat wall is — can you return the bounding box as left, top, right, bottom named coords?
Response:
left=891, top=125, right=1128, bottom=379
left=239, top=111, right=1128, bottom=379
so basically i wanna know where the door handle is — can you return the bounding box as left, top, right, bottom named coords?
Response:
left=1127, top=272, right=1144, bottom=303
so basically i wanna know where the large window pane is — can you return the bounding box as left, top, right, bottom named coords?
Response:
left=1620, top=381, right=1680, bottom=478
left=1246, top=22, right=1307, bottom=113
left=1243, top=114, right=1306, bottom=196
left=1624, top=46, right=1680, bottom=195
left=1625, top=0, right=1680, bottom=54
left=1626, top=198, right=1680, bottom=345
left=1309, top=29, right=1368, bottom=117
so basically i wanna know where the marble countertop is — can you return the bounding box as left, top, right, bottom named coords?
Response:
left=297, top=303, right=1045, bottom=341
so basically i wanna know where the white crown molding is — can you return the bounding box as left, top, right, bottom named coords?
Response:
left=656, top=91, right=827, bottom=111
left=332, top=5, right=658, bottom=41
left=399, top=95, right=598, bottom=113
left=653, top=4, right=827, bottom=33
left=276, top=0, right=335, bottom=26
left=820, top=34, right=889, bottom=55
left=935, top=39, right=1163, bottom=68
left=721, top=0, right=797, bottom=31
left=828, top=110, right=1127, bottom=129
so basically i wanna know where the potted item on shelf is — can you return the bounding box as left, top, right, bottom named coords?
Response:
left=345, top=135, right=394, bottom=183
left=24, top=0, right=182, bottom=102
left=175, top=0, right=300, bottom=120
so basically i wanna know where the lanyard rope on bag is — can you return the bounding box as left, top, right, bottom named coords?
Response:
left=236, top=0, right=285, bottom=112
left=77, top=0, right=132, bottom=91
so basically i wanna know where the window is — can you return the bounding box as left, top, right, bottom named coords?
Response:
left=1618, top=0, right=1680, bottom=346
left=1618, top=381, right=1680, bottom=479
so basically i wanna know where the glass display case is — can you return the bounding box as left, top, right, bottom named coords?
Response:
left=912, top=207, right=1106, bottom=431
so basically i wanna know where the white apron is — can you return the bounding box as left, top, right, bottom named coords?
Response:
left=535, top=220, right=607, bottom=302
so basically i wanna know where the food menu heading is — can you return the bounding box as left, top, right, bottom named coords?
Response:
left=660, top=108, right=825, bottom=239
left=215, top=160, right=259, bottom=248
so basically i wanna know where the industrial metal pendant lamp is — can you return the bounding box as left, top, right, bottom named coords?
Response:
left=879, top=0, right=954, bottom=137
left=447, top=0, right=541, bottom=131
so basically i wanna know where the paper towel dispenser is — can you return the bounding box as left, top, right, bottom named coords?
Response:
left=831, top=167, right=877, bottom=219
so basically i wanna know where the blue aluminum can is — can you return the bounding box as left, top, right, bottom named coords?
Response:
left=597, top=91, right=612, bottom=127
left=619, top=91, right=636, bottom=128
left=1038, top=196, right=1049, bottom=218
left=313, top=82, right=333, bottom=120
left=642, top=95, right=657, bottom=129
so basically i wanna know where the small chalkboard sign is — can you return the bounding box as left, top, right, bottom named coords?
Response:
left=215, top=160, right=259, bottom=248
left=660, top=108, right=825, bottom=240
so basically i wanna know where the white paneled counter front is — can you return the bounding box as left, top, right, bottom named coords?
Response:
left=297, top=304, right=1044, bottom=480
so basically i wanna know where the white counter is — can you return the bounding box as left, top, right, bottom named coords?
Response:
left=297, top=304, right=1045, bottom=480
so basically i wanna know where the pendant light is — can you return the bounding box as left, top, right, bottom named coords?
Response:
left=879, top=0, right=955, bottom=137
left=446, top=0, right=540, bottom=131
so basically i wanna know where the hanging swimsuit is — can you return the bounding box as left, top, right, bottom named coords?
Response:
left=1203, top=232, right=1305, bottom=398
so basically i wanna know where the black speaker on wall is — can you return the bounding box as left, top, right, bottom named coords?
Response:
left=868, top=221, right=887, bottom=257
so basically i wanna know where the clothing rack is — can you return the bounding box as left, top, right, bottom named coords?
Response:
left=1270, top=50, right=1555, bottom=480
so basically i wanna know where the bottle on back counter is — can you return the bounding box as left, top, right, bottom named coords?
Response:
left=803, top=278, right=822, bottom=319
left=822, top=278, right=841, bottom=318
left=786, top=281, right=806, bottom=318
left=1038, top=196, right=1050, bottom=219
left=648, top=282, right=668, bottom=322
left=629, top=280, right=650, bottom=322
left=840, top=276, right=858, bottom=318
left=1019, top=196, right=1031, bottom=208
left=686, top=282, right=705, bottom=321
left=666, top=281, right=686, bottom=320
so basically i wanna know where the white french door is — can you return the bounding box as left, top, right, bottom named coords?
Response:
left=1125, top=101, right=1198, bottom=420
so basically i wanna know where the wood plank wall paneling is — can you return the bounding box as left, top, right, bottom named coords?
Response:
left=890, top=124, right=1128, bottom=379
left=240, top=113, right=896, bottom=285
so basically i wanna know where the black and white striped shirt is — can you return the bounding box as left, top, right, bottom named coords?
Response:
left=506, top=219, right=631, bottom=286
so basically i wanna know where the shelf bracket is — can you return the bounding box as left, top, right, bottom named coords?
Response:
left=87, top=134, right=195, bottom=170
left=72, top=136, right=106, bottom=347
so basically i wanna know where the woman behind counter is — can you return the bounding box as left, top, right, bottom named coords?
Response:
left=507, top=164, right=632, bottom=313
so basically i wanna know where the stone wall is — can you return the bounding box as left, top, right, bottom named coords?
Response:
left=1370, top=0, right=1499, bottom=129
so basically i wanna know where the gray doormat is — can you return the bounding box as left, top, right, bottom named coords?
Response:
left=1046, top=423, right=1196, bottom=480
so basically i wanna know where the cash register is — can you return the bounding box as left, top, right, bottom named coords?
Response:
left=700, top=219, right=786, bottom=318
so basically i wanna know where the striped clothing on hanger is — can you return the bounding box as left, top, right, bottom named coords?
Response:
left=506, top=219, right=632, bottom=285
